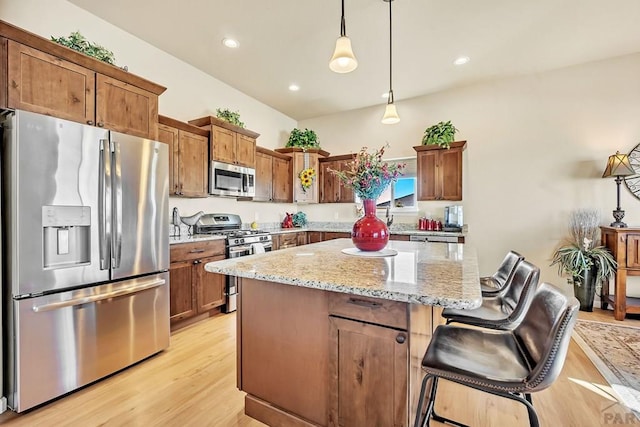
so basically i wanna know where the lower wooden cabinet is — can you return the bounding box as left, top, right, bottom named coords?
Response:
left=273, top=232, right=307, bottom=250
left=329, top=316, right=408, bottom=427
left=169, top=240, right=226, bottom=325
left=323, top=232, right=351, bottom=241
left=308, top=231, right=323, bottom=244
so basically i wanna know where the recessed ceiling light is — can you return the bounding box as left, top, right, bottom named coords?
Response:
left=453, top=56, right=470, bottom=66
left=288, top=84, right=300, bottom=92
left=222, top=38, right=239, bottom=49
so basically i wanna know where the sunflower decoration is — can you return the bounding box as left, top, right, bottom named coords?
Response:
left=298, top=167, right=316, bottom=193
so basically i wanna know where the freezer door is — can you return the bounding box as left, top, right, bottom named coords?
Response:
left=110, top=132, right=169, bottom=280
left=6, top=111, right=110, bottom=296
left=8, top=272, right=170, bottom=412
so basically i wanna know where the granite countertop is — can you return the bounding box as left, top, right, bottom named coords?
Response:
left=169, top=234, right=226, bottom=245
left=170, top=226, right=465, bottom=244
left=204, top=239, right=481, bottom=308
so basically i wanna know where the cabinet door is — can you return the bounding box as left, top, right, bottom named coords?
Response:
left=169, top=260, right=197, bottom=322
left=157, top=124, right=179, bottom=195
left=254, top=150, right=273, bottom=201
left=236, top=134, right=256, bottom=168
left=440, top=147, right=463, bottom=201
left=211, top=125, right=236, bottom=164
left=297, top=232, right=307, bottom=246
left=417, top=150, right=438, bottom=201
left=320, top=160, right=337, bottom=203
left=197, top=255, right=226, bottom=312
left=323, top=232, right=351, bottom=241
left=627, top=235, right=640, bottom=268
left=7, top=40, right=95, bottom=125
left=329, top=316, right=408, bottom=427
left=338, top=160, right=355, bottom=203
left=308, top=231, right=323, bottom=244
left=272, top=156, right=293, bottom=203
left=178, top=130, right=209, bottom=197
left=95, top=74, right=158, bottom=139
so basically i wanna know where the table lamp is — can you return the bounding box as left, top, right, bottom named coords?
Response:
left=602, top=151, right=636, bottom=227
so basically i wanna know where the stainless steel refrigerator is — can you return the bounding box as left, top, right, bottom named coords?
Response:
left=1, top=110, right=170, bottom=412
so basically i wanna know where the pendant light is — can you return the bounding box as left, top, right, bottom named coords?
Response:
left=329, top=0, right=358, bottom=73
left=381, top=0, right=400, bottom=124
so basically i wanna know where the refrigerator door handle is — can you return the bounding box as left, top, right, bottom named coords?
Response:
left=99, top=139, right=112, bottom=270
left=112, top=141, right=123, bottom=269
left=31, top=278, right=166, bottom=313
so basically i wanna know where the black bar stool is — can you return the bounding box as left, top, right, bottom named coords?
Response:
left=414, top=282, right=579, bottom=427
left=442, top=259, right=539, bottom=329
left=481, top=250, right=524, bottom=296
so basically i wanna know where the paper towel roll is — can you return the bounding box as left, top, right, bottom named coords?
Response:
left=251, top=243, right=265, bottom=254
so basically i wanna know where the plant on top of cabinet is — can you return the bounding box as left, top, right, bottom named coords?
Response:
left=422, top=120, right=458, bottom=149
left=286, top=128, right=320, bottom=149
left=215, top=108, right=245, bottom=128
left=51, top=31, right=116, bottom=65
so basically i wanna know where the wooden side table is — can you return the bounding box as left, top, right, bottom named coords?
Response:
left=600, top=226, right=640, bottom=320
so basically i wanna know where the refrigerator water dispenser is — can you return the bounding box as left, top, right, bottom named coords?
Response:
left=42, top=206, right=91, bottom=269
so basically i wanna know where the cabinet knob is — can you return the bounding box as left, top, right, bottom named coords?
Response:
left=87, top=120, right=94, bottom=125
left=193, top=260, right=201, bottom=265
left=395, top=333, right=406, bottom=344
left=97, top=122, right=104, bottom=127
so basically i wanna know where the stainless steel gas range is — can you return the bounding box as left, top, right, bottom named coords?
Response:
left=193, top=214, right=272, bottom=312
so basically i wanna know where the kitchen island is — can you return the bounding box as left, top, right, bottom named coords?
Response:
left=205, top=239, right=481, bottom=427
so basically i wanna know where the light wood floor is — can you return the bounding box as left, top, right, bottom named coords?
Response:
left=0, top=309, right=638, bottom=426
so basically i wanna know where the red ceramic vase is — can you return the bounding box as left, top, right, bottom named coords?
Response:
left=352, top=199, right=389, bottom=251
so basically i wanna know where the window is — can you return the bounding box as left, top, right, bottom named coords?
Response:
left=355, top=157, right=418, bottom=213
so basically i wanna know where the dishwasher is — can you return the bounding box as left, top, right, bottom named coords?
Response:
left=410, top=234, right=460, bottom=243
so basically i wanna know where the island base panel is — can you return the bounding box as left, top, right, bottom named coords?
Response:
left=245, top=395, right=319, bottom=427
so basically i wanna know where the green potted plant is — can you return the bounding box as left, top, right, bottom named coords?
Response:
left=51, top=31, right=116, bottom=65
left=550, top=209, right=616, bottom=311
left=286, top=128, right=320, bottom=149
left=216, top=108, right=245, bottom=128
left=422, top=120, right=458, bottom=149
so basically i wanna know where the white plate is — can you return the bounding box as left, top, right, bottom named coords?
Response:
left=341, top=247, right=398, bottom=257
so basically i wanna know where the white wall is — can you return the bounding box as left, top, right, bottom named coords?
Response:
left=300, top=53, right=640, bottom=290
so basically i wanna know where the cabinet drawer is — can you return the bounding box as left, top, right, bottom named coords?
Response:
left=328, top=292, right=407, bottom=330
left=170, top=239, right=225, bottom=262
left=279, top=233, right=298, bottom=247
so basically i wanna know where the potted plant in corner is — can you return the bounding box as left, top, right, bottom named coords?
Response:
left=550, top=209, right=616, bottom=311
left=422, top=120, right=458, bottom=149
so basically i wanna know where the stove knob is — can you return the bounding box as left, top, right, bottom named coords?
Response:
left=234, top=239, right=240, bottom=245
left=240, top=238, right=245, bottom=244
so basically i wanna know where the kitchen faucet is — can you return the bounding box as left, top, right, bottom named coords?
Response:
left=385, top=206, right=394, bottom=227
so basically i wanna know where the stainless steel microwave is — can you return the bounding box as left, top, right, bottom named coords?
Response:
left=210, top=161, right=256, bottom=198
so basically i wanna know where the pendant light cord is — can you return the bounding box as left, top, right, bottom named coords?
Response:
left=388, top=0, right=394, bottom=104
left=340, top=0, right=346, bottom=37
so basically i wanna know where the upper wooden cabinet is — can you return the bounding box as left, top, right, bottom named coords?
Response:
left=158, top=115, right=209, bottom=198
left=413, top=141, right=466, bottom=201
left=319, top=154, right=355, bottom=203
left=189, top=115, right=259, bottom=169
left=1, top=21, right=165, bottom=140
left=254, top=146, right=292, bottom=202
left=275, top=147, right=329, bottom=204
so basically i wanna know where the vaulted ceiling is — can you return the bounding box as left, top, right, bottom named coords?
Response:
left=69, top=0, right=640, bottom=120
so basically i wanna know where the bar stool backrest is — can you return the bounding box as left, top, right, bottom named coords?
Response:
left=501, top=260, right=540, bottom=324
left=491, top=250, right=524, bottom=288
left=514, top=282, right=580, bottom=390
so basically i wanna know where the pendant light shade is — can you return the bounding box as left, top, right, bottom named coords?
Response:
left=381, top=90, right=400, bottom=124
left=381, top=0, right=399, bottom=124
left=329, top=0, right=358, bottom=73
left=330, top=37, right=358, bottom=73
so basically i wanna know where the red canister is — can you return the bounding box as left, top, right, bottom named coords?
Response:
left=419, top=218, right=427, bottom=230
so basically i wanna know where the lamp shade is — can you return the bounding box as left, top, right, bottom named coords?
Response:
left=381, top=103, right=400, bottom=124
left=329, top=36, right=358, bottom=73
left=602, top=151, right=636, bottom=178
